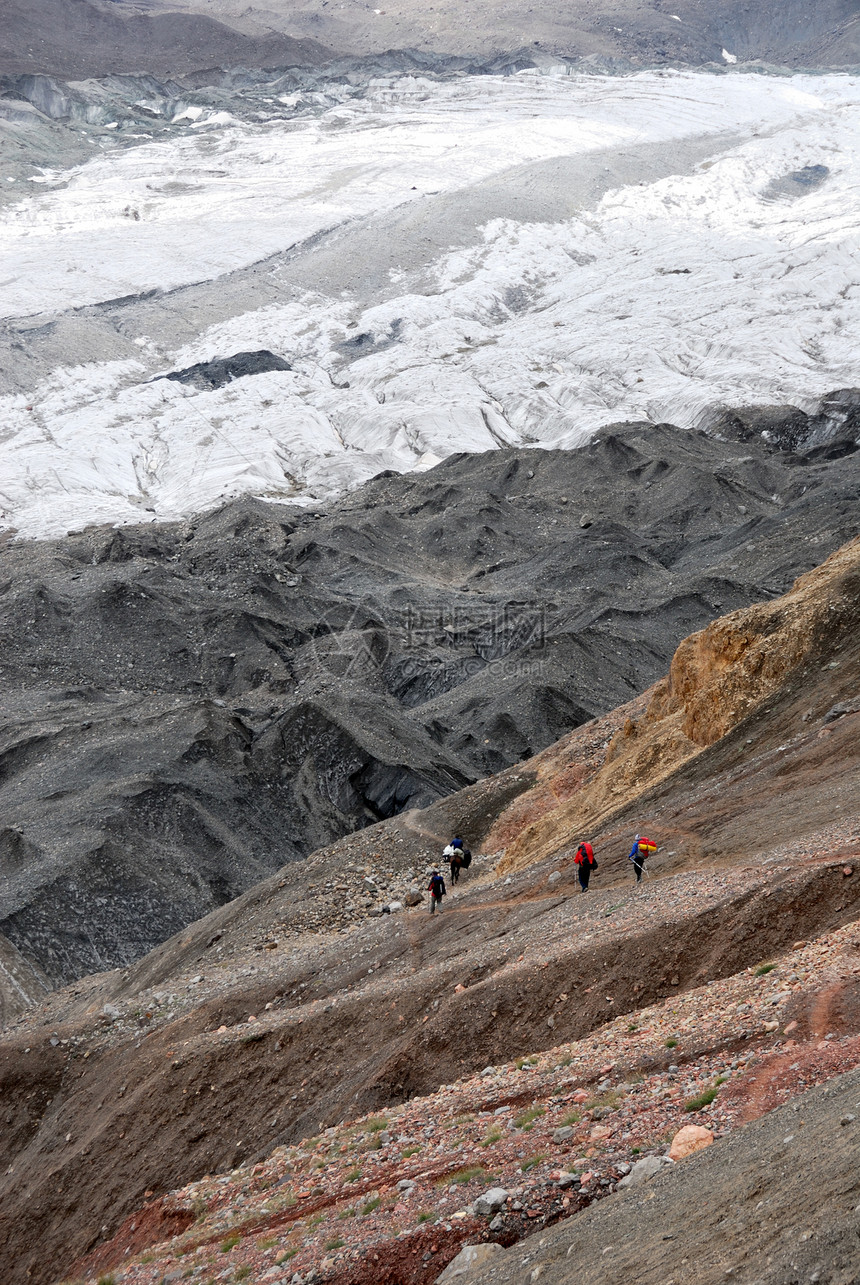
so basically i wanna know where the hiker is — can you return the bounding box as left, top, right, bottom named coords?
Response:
left=427, top=868, right=447, bottom=914
left=573, top=840, right=597, bottom=891
left=628, top=834, right=657, bottom=882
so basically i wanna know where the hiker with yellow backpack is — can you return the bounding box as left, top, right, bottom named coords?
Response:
left=628, top=834, right=657, bottom=882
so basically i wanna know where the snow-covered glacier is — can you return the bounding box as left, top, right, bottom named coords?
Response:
left=1, top=68, right=859, bottom=537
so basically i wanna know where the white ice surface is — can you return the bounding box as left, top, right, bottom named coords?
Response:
left=1, top=70, right=859, bottom=537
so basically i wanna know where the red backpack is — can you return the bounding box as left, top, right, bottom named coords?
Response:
left=574, top=842, right=594, bottom=866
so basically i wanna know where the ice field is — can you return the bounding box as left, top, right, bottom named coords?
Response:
left=1, top=67, right=859, bottom=536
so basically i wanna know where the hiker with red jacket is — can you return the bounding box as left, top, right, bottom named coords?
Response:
left=574, top=841, right=597, bottom=891
left=427, top=868, right=447, bottom=914
left=628, top=834, right=657, bottom=882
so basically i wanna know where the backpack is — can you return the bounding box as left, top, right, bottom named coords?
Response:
left=429, top=873, right=445, bottom=897
left=574, top=842, right=594, bottom=866
left=637, top=837, right=657, bottom=858
left=461, top=849, right=472, bottom=868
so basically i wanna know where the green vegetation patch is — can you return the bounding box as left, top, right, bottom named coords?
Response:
left=522, top=1154, right=546, bottom=1172
left=437, top=1166, right=487, bottom=1188
left=515, top=1105, right=546, bottom=1130
left=684, top=1087, right=718, bottom=1113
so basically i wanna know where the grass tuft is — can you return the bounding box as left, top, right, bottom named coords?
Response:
left=684, top=1087, right=718, bottom=1112
left=361, top=1196, right=382, bottom=1216
left=220, top=1234, right=241, bottom=1253
left=755, top=963, right=776, bottom=977
left=522, top=1154, right=546, bottom=1172
left=515, top=1105, right=545, bottom=1130
left=437, top=1165, right=486, bottom=1188
left=664, top=1037, right=678, bottom=1049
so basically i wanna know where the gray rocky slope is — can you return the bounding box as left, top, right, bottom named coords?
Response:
left=2, top=0, right=858, bottom=79
left=188, top=0, right=860, bottom=70
left=0, top=413, right=858, bottom=990
left=0, top=0, right=330, bottom=80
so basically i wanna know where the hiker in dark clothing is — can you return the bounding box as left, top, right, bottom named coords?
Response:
left=427, top=868, right=446, bottom=913
left=574, top=841, right=597, bottom=891
left=628, top=834, right=656, bottom=882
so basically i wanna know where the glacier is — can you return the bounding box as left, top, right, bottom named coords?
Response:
left=1, top=67, right=859, bottom=538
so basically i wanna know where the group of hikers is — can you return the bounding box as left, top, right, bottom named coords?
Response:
left=425, top=831, right=657, bottom=912
left=425, top=835, right=472, bottom=913
left=573, top=833, right=657, bottom=890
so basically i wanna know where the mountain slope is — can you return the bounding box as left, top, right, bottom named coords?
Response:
left=0, top=0, right=330, bottom=78
left=0, top=534, right=858, bottom=1283
left=132, top=0, right=860, bottom=68
left=5, top=0, right=858, bottom=80
left=1, top=421, right=858, bottom=987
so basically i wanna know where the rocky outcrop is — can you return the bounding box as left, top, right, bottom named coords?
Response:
left=162, top=350, right=292, bottom=390
left=494, top=534, right=860, bottom=872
